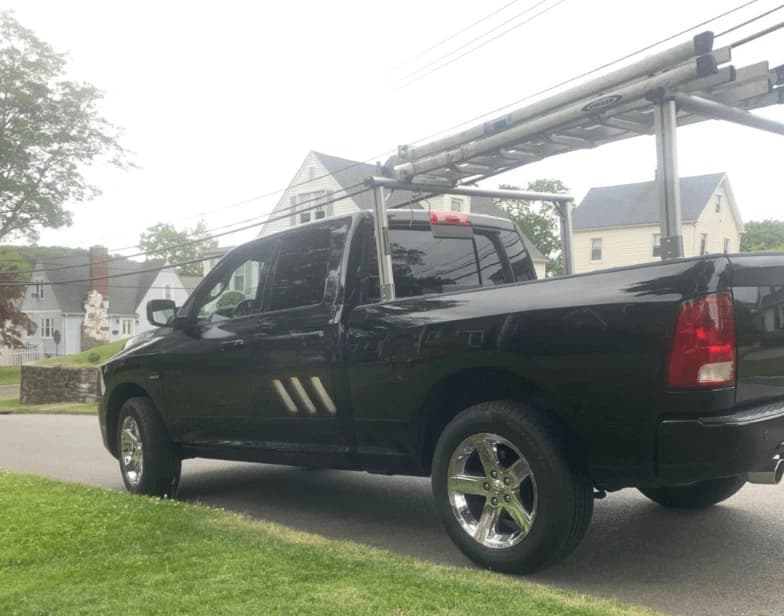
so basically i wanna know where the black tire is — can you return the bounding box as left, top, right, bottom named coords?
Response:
left=116, top=396, right=181, bottom=498
left=639, top=476, right=746, bottom=509
left=431, top=400, right=593, bottom=574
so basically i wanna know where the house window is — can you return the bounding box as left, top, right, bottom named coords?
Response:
left=121, top=319, right=134, bottom=336
left=652, top=233, right=661, bottom=257
left=451, top=198, right=463, bottom=212
left=715, top=195, right=722, bottom=213
left=591, top=238, right=602, bottom=261
left=40, top=317, right=53, bottom=338
left=291, top=190, right=329, bottom=226
left=34, top=280, right=44, bottom=300
left=724, top=238, right=731, bottom=253
left=700, top=233, right=708, bottom=256
left=164, top=284, right=172, bottom=299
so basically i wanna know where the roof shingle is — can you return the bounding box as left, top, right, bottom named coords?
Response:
left=572, top=173, right=726, bottom=230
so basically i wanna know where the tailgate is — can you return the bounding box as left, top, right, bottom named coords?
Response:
left=731, top=254, right=784, bottom=404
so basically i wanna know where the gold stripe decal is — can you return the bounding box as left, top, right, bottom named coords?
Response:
left=289, top=377, right=317, bottom=415
left=310, top=376, right=337, bottom=415
left=272, top=378, right=297, bottom=414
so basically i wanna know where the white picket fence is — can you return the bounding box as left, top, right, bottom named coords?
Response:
left=0, top=347, right=42, bottom=366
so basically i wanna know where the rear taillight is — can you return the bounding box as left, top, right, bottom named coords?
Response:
left=667, top=293, right=736, bottom=389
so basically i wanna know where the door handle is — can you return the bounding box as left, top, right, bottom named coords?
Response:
left=221, top=339, right=245, bottom=351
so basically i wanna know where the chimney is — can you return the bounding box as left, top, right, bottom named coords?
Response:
left=88, top=245, right=109, bottom=298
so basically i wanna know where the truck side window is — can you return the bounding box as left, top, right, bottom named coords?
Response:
left=268, top=220, right=349, bottom=311
left=499, top=229, right=536, bottom=282
left=195, top=245, right=274, bottom=321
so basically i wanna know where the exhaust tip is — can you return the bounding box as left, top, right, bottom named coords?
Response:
left=747, top=459, right=784, bottom=485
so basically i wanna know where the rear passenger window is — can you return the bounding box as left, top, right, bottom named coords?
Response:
left=391, top=229, right=479, bottom=297
left=499, top=229, right=535, bottom=282
left=360, top=225, right=526, bottom=303
left=474, top=233, right=506, bottom=285
left=269, top=220, right=348, bottom=311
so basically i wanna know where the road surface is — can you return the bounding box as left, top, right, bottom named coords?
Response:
left=1, top=414, right=782, bottom=616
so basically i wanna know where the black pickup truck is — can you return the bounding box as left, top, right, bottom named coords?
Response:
left=99, top=209, right=784, bottom=572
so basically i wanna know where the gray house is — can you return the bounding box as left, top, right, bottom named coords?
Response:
left=21, top=246, right=192, bottom=356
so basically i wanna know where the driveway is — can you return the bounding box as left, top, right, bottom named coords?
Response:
left=1, top=414, right=782, bottom=616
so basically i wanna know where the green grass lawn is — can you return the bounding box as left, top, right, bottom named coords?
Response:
left=0, top=397, right=96, bottom=414
left=35, top=339, right=126, bottom=367
left=0, top=365, right=20, bottom=386
left=0, top=472, right=655, bottom=616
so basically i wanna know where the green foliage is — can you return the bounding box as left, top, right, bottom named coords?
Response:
left=139, top=219, right=218, bottom=276
left=0, top=12, right=132, bottom=243
left=87, top=352, right=101, bottom=364
left=496, top=179, right=569, bottom=275
left=740, top=219, right=784, bottom=252
left=36, top=339, right=125, bottom=367
left=0, top=472, right=653, bottom=616
left=216, top=290, right=244, bottom=309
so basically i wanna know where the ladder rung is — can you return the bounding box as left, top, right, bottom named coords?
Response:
left=548, top=134, right=593, bottom=148
left=599, top=117, right=653, bottom=134
left=498, top=148, right=536, bottom=162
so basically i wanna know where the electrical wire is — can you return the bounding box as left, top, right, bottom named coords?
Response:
left=16, top=183, right=368, bottom=276
left=400, top=0, right=765, bottom=150
left=3, top=185, right=373, bottom=286
left=394, top=0, right=566, bottom=89
left=388, top=0, right=525, bottom=73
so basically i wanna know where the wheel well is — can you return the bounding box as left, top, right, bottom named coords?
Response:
left=417, top=368, right=579, bottom=473
left=105, top=383, right=150, bottom=457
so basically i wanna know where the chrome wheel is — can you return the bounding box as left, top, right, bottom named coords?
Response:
left=120, top=415, right=143, bottom=487
left=446, top=432, right=537, bottom=549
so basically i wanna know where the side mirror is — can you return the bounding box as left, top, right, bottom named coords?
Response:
left=147, top=299, right=176, bottom=327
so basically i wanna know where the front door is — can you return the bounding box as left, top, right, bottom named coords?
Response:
left=160, top=240, right=276, bottom=445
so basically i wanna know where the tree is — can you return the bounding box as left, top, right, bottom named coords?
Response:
left=139, top=220, right=218, bottom=276
left=740, top=220, right=784, bottom=252
left=0, top=12, right=132, bottom=242
left=496, top=179, right=569, bottom=275
left=0, top=12, right=131, bottom=346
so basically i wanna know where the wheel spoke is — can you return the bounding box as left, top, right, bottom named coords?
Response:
left=503, top=494, right=533, bottom=535
left=506, top=458, right=531, bottom=488
left=474, top=502, right=501, bottom=543
left=448, top=474, right=487, bottom=496
left=473, top=436, right=500, bottom=476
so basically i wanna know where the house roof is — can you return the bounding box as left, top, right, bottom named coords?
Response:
left=312, top=152, right=546, bottom=262
left=572, top=173, right=727, bottom=230
left=41, top=256, right=168, bottom=315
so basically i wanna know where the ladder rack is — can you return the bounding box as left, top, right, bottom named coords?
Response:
left=368, top=30, right=784, bottom=300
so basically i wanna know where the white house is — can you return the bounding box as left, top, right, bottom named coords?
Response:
left=571, top=173, right=744, bottom=274
left=21, top=246, right=192, bottom=356
left=257, top=151, right=549, bottom=278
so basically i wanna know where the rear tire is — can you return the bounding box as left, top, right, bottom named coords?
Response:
left=431, top=401, right=593, bottom=573
left=116, top=396, right=181, bottom=498
left=639, top=476, right=746, bottom=509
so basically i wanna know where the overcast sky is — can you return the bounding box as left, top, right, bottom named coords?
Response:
left=6, top=0, right=784, bottom=254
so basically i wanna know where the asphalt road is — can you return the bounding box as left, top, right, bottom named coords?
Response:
left=1, top=414, right=783, bottom=616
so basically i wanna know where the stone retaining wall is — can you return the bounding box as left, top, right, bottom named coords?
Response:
left=20, top=365, right=102, bottom=405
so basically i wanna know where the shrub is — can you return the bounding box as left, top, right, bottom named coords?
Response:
left=88, top=352, right=101, bottom=364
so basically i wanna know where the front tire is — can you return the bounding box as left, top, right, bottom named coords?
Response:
left=117, top=396, right=181, bottom=498
left=638, top=476, right=746, bottom=509
left=431, top=401, right=593, bottom=573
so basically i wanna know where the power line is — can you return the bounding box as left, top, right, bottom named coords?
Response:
left=393, top=0, right=562, bottom=89
left=39, top=149, right=396, bottom=256
left=399, top=0, right=764, bottom=148
left=719, top=2, right=784, bottom=43
left=2, top=186, right=372, bottom=286
left=388, top=0, right=525, bottom=72
left=18, top=183, right=367, bottom=277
